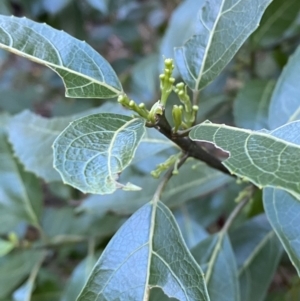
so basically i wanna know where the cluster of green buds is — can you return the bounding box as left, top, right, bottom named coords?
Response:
left=151, top=153, right=182, bottom=178
left=159, top=58, right=175, bottom=106
left=173, top=82, right=198, bottom=130
left=118, top=94, right=150, bottom=120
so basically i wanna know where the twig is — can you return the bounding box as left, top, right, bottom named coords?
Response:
left=153, top=153, right=188, bottom=203
left=222, top=186, right=254, bottom=233
left=151, top=112, right=232, bottom=176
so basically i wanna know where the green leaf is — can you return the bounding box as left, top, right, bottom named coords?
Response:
left=0, top=115, right=43, bottom=231
left=0, top=15, right=122, bottom=98
left=234, top=80, right=275, bottom=130
left=264, top=188, right=300, bottom=275
left=160, top=0, right=204, bottom=69
left=78, top=160, right=232, bottom=217
left=61, top=256, right=97, bottom=301
left=174, top=0, right=272, bottom=91
left=8, top=106, right=166, bottom=183
left=251, top=0, right=300, bottom=48
left=0, top=239, right=14, bottom=257
left=77, top=201, right=210, bottom=301
left=192, top=233, right=240, bottom=301
left=269, top=45, right=300, bottom=129
left=0, top=250, right=45, bottom=299
left=53, top=113, right=146, bottom=194
left=190, top=121, right=300, bottom=199
left=230, top=215, right=283, bottom=301
left=174, top=204, right=208, bottom=249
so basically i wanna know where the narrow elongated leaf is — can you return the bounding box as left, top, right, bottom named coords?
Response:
left=78, top=160, right=232, bottom=217
left=0, top=115, right=42, bottom=231
left=252, top=0, right=300, bottom=48
left=0, top=15, right=122, bottom=98
left=174, top=0, right=272, bottom=91
left=230, top=215, right=282, bottom=301
left=263, top=117, right=300, bottom=274
left=0, top=250, right=44, bottom=299
left=192, top=233, right=240, bottom=301
left=269, top=45, right=300, bottom=129
left=264, top=188, right=300, bottom=275
left=190, top=121, right=300, bottom=199
left=234, top=80, right=275, bottom=130
left=53, top=113, right=145, bottom=194
left=77, top=201, right=210, bottom=301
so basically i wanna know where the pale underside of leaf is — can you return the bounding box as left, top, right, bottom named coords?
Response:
left=76, top=201, right=210, bottom=301
left=268, top=45, right=300, bottom=129
left=53, top=113, right=146, bottom=194
left=174, top=0, right=272, bottom=91
left=190, top=121, right=300, bottom=199
left=264, top=188, right=300, bottom=276
left=0, top=15, right=122, bottom=98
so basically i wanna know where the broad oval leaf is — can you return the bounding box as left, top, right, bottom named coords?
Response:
left=234, top=80, right=275, bottom=130
left=53, top=113, right=146, bottom=194
left=263, top=121, right=300, bottom=275
left=190, top=121, right=300, bottom=199
left=174, top=0, right=272, bottom=91
left=230, top=215, right=282, bottom=301
left=77, top=201, right=210, bottom=301
left=192, top=233, right=240, bottom=301
left=0, top=15, right=122, bottom=98
left=269, top=45, right=300, bottom=129
left=263, top=188, right=300, bottom=275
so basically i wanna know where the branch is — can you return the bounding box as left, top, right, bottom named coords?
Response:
left=152, top=112, right=232, bottom=176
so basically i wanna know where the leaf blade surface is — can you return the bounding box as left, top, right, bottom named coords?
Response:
left=77, top=201, right=210, bottom=301
left=53, top=113, right=145, bottom=194
left=174, top=0, right=272, bottom=90
left=0, top=15, right=122, bottom=98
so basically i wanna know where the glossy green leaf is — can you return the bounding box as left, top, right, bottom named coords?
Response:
left=0, top=239, right=14, bottom=257
left=234, top=80, right=275, bottom=130
left=230, top=215, right=282, bottom=301
left=174, top=0, right=272, bottom=91
left=0, top=250, right=45, bottom=299
left=252, top=0, right=300, bottom=48
left=53, top=113, right=146, bottom=194
left=0, top=115, right=42, bottom=231
left=61, top=256, right=97, bottom=301
left=190, top=120, right=300, bottom=199
left=77, top=201, right=210, bottom=301
left=78, top=160, right=232, bottom=217
left=192, top=233, right=240, bottom=301
left=0, top=15, right=122, bottom=98
left=269, top=45, right=300, bottom=129
left=264, top=188, right=300, bottom=275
